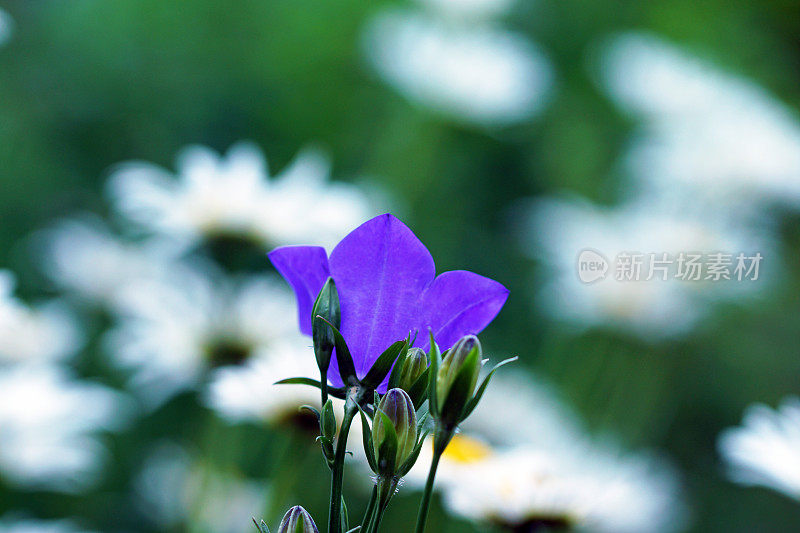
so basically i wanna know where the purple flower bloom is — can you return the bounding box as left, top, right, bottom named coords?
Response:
left=269, top=214, right=508, bottom=389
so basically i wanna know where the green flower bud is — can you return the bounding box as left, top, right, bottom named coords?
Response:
left=436, top=335, right=482, bottom=426
left=321, top=399, right=336, bottom=440
left=311, top=278, right=339, bottom=374
left=277, top=506, right=319, bottom=533
left=397, top=347, right=428, bottom=392
left=372, top=388, right=417, bottom=475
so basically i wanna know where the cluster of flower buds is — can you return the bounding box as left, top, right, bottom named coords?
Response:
left=275, top=278, right=514, bottom=533
left=253, top=505, right=319, bottom=533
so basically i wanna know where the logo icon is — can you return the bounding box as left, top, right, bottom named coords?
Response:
left=577, top=249, right=609, bottom=284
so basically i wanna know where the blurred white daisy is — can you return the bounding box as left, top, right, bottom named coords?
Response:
left=519, top=195, right=772, bottom=338
left=440, top=444, right=682, bottom=532
left=0, top=9, right=13, bottom=47
left=418, top=0, right=514, bottom=20
left=0, top=517, right=95, bottom=533
left=0, top=271, right=80, bottom=364
left=134, top=443, right=265, bottom=533
left=107, top=142, right=373, bottom=251
left=0, top=365, right=128, bottom=492
left=105, top=267, right=299, bottom=404
left=363, top=10, right=552, bottom=126
left=204, top=338, right=321, bottom=427
left=406, top=370, right=685, bottom=531
left=599, top=32, right=800, bottom=207
left=719, top=397, right=800, bottom=500
left=37, top=218, right=178, bottom=308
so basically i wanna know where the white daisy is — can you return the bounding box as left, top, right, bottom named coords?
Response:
left=599, top=32, right=800, bottom=207
left=0, top=271, right=80, bottom=364
left=719, top=397, right=800, bottom=500
left=440, top=444, right=683, bottom=532
left=363, top=10, right=552, bottom=126
left=134, top=443, right=265, bottom=533
left=520, top=195, right=771, bottom=338
left=418, top=0, right=514, bottom=20
left=107, top=142, right=373, bottom=250
left=37, top=218, right=178, bottom=308
left=0, top=9, right=13, bottom=47
left=0, top=365, right=128, bottom=492
left=406, top=370, right=685, bottom=531
left=0, top=517, right=95, bottom=533
left=105, top=266, right=299, bottom=405
left=204, top=338, right=321, bottom=427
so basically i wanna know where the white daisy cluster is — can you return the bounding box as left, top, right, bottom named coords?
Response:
left=404, top=371, right=686, bottom=532
left=601, top=33, right=800, bottom=209
left=523, top=32, right=792, bottom=338
left=0, top=271, right=126, bottom=493
left=42, top=142, right=374, bottom=418
left=362, top=0, right=553, bottom=126
left=108, top=143, right=372, bottom=251
left=522, top=196, right=773, bottom=338
left=719, top=397, right=800, bottom=500
left=134, top=443, right=266, bottom=533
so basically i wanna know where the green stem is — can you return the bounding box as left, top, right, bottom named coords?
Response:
left=414, top=429, right=452, bottom=533
left=329, top=399, right=357, bottom=533
left=320, top=364, right=331, bottom=407
left=370, top=477, right=397, bottom=533
left=360, top=485, right=378, bottom=533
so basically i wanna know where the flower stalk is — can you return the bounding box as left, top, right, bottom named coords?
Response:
left=328, top=394, right=358, bottom=533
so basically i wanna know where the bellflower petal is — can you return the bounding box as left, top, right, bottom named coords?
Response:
left=421, top=270, right=509, bottom=350
left=268, top=245, right=330, bottom=335
left=329, top=213, right=435, bottom=377
left=271, top=214, right=508, bottom=391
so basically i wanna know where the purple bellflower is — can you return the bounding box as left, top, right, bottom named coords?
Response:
left=269, top=213, right=508, bottom=390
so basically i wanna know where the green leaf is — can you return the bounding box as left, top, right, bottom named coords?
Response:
left=361, top=340, right=407, bottom=390
left=317, top=317, right=358, bottom=385
left=427, top=332, right=441, bottom=418
left=358, top=406, right=378, bottom=472
left=462, top=356, right=518, bottom=420
left=341, top=496, right=349, bottom=533
left=274, top=377, right=348, bottom=399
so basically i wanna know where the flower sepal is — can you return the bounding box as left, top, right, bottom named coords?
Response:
left=387, top=346, right=430, bottom=408
left=317, top=316, right=409, bottom=407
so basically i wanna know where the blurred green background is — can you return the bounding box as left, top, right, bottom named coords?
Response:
left=2, top=1, right=800, bottom=531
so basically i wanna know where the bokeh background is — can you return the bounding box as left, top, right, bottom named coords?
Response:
left=2, top=1, right=800, bottom=532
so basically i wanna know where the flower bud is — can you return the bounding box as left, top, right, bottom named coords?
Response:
left=321, top=399, right=336, bottom=440
left=436, top=335, right=482, bottom=425
left=372, top=388, right=417, bottom=475
left=311, top=278, right=339, bottom=374
left=277, top=506, right=319, bottom=533
left=397, top=347, right=428, bottom=392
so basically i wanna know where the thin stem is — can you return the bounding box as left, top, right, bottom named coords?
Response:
left=321, top=368, right=329, bottom=406
left=414, top=428, right=453, bottom=533
left=329, top=399, right=357, bottom=533
left=359, top=485, right=378, bottom=533
left=370, top=477, right=397, bottom=533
